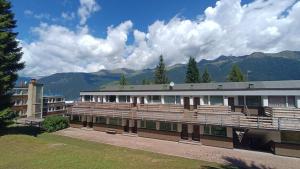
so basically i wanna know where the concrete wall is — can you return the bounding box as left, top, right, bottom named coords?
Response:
left=70, top=121, right=82, bottom=128
left=201, top=135, right=233, bottom=149
left=93, top=124, right=123, bottom=134
left=275, top=142, right=300, bottom=158
left=138, top=129, right=180, bottom=141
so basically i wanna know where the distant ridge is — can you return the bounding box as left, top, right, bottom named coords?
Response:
left=17, top=51, right=300, bottom=100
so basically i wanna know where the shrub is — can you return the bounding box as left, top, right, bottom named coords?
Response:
left=42, top=115, right=69, bottom=132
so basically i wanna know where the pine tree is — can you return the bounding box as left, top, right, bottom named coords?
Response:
left=154, top=55, right=169, bottom=84
left=0, top=0, right=24, bottom=123
left=202, top=67, right=212, bottom=83
left=119, top=73, right=128, bottom=85
left=185, top=57, right=200, bottom=83
left=227, top=64, right=245, bottom=82
left=142, top=79, right=151, bottom=85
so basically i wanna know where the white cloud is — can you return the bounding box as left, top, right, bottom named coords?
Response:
left=78, top=0, right=100, bottom=25
left=61, top=12, right=75, bottom=20
left=21, top=0, right=300, bottom=76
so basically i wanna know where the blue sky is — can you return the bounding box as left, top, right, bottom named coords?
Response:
left=9, top=0, right=300, bottom=77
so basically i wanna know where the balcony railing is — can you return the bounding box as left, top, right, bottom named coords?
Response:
left=70, top=102, right=300, bottom=131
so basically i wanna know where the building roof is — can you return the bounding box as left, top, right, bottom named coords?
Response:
left=82, top=80, right=300, bottom=92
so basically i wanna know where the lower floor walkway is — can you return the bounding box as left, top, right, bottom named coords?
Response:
left=55, top=127, right=300, bottom=169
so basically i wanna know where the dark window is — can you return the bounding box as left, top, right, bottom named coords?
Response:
left=238, top=96, right=244, bottom=105
left=204, top=125, right=227, bottom=137
left=159, top=122, right=172, bottom=131
left=281, top=131, right=300, bottom=144
left=109, top=117, right=121, bottom=126
left=288, top=96, right=295, bottom=107
left=96, top=117, right=106, bottom=124
left=72, top=115, right=81, bottom=122
left=246, top=96, right=261, bottom=106
left=145, top=120, right=156, bottom=130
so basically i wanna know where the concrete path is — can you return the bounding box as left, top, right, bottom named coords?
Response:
left=55, top=128, right=300, bottom=169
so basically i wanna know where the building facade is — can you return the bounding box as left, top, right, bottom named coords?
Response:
left=12, top=79, right=66, bottom=118
left=43, top=96, right=67, bottom=116
left=69, top=80, right=300, bottom=158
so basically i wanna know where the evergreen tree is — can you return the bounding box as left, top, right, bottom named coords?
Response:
left=154, top=55, right=169, bottom=84
left=0, top=0, right=24, bottom=123
left=119, top=73, right=128, bottom=85
left=202, top=67, right=212, bottom=83
left=227, top=64, right=245, bottom=82
left=142, top=79, right=151, bottom=85
left=185, top=57, right=200, bottom=83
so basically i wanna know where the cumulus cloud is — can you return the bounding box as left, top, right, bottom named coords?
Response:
left=21, top=0, right=300, bottom=76
left=78, top=0, right=100, bottom=25
left=61, top=12, right=75, bottom=20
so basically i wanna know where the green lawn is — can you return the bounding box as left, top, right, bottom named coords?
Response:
left=0, top=128, right=231, bottom=169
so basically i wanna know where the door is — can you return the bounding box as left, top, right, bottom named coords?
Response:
left=228, top=97, right=235, bottom=111
left=194, top=97, right=200, bottom=109
left=181, top=124, right=188, bottom=140
left=192, top=125, right=200, bottom=141
left=140, top=97, right=144, bottom=104
left=131, top=120, right=137, bottom=133
left=133, top=97, right=137, bottom=107
left=184, top=97, right=190, bottom=109
left=124, top=119, right=129, bottom=132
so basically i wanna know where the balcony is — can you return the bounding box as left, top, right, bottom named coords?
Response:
left=70, top=102, right=300, bottom=131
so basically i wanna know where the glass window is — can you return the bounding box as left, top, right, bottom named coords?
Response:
left=164, top=96, right=175, bottom=104
left=159, top=122, right=172, bottom=131
left=172, top=123, right=178, bottom=131
left=109, top=117, right=121, bottom=126
left=96, top=117, right=106, bottom=124
left=238, top=96, right=244, bottom=105
left=203, top=96, right=209, bottom=105
left=175, top=96, right=181, bottom=105
left=204, top=125, right=210, bottom=135
left=287, top=96, right=295, bottom=107
left=152, top=96, right=161, bottom=103
left=210, top=96, right=223, bottom=105
left=269, top=96, right=286, bottom=107
left=145, top=120, right=156, bottom=130
left=107, top=95, right=116, bottom=102
left=281, top=131, right=300, bottom=144
left=246, top=96, right=261, bottom=106
left=72, top=115, right=81, bottom=122
left=119, top=95, right=130, bottom=103
left=141, top=120, right=146, bottom=128
left=211, top=126, right=227, bottom=137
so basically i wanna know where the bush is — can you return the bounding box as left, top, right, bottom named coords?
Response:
left=42, top=115, right=69, bottom=132
left=0, top=108, right=18, bottom=127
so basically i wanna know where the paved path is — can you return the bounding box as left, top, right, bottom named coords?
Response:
left=55, top=128, right=300, bottom=169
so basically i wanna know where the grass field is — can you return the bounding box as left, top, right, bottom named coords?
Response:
left=0, top=127, right=231, bottom=169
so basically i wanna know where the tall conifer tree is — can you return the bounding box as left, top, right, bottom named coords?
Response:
left=227, top=64, right=245, bottom=82
left=119, top=73, right=128, bottom=85
left=154, top=55, right=169, bottom=84
left=185, top=57, right=200, bottom=83
left=0, top=0, right=24, bottom=121
left=202, top=67, right=212, bottom=83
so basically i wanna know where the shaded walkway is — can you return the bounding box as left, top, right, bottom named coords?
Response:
left=56, top=128, right=300, bottom=169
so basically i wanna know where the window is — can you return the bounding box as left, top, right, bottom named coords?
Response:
left=164, top=96, right=181, bottom=104
left=141, top=120, right=146, bottom=128
left=172, top=123, right=178, bottom=131
left=246, top=96, right=261, bottom=106
left=287, top=96, right=295, bottom=107
left=203, top=96, right=209, bottom=105
left=96, top=117, right=106, bottom=124
left=210, top=96, right=223, bottom=105
left=159, top=122, right=172, bottom=131
left=269, top=96, right=286, bottom=107
left=72, top=115, right=81, bottom=122
left=238, top=96, right=244, bottom=105
left=204, top=125, right=227, bottom=137
left=106, top=95, right=116, bottom=102
left=147, top=96, right=161, bottom=103
left=109, top=117, right=122, bottom=126
left=145, top=120, right=156, bottom=130
left=119, top=95, right=130, bottom=103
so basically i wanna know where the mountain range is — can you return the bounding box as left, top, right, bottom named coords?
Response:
left=18, top=51, right=300, bottom=100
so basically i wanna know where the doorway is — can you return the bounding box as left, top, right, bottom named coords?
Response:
left=133, top=97, right=138, bottom=107
left=228, top=97, right=235, bottom=111
left=131, top=120, right=137, bottom=133
left=192, top=125, right=200, bottom=141
left=140, top=97, right=144, bottom=104
left=124, top=119, right=129, bottom=132
left=193, top=97, right=200, bottom=109
left=184, top=97, right=190, bottom=109
left=181, top=124, right=188, bottom=140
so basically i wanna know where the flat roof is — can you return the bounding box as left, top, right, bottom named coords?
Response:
left=81, top=80, right=300, bottom=92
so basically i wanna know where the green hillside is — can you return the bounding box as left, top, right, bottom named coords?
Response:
left=31, top=51, right=300, bottom=100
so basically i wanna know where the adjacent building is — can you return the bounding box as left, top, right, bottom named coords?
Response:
left=69, top=80, right=300, bottom=158
left=12, top=79, right=66, bottom=118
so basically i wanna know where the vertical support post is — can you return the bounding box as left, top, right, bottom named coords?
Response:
left=161, top=96, right=165, bottom=104
left=223, top=96, right=228, bottom=106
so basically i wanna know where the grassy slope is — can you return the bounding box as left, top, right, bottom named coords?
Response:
left=0, top=133, right=224, bottom=169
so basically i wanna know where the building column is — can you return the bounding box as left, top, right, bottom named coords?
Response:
left=296, top=96, right=300, bottom=108
left=130, top=96, right=133, bottom=103
left=200, top=96, right=204, bottom=105
left=106, top=117, right=109, bottom=125
left=116, top=96, right=119, bottom=103
left=137, top=97, right=140, bottom=104
left=189, top=96, right=194, bottom=110
left=122, top=119, right=127, bottom=127
left=177, top=123, right=182, bottom=132
left=161, top=96, right=165, bottom=104
left=262, top=96, right=269, bottom=107
left=92, top=116, right=96, bottom=123
left=180, top=96, right=184, bottom=105
left=226, top=127, right=233, bottom=138
left=144, top=96, right=148, bottom=104
left=103, top=96, right=107, bottom=103
left=156, top=121, right=160, bottom=130
left=81, top=96, right=85, bottom=102
left=234, top=96, right=238, bottom=106
left=137, top=120, right=141, bottom=128
left=223, top=96, right=228, bottom=106
left=200, top=125, right=204, bottom=135
left=97, top=96, right=102, bottom=103
left=188, top=124, right=193, bottom=140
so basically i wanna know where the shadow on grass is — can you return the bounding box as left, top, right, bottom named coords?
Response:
left=0, top=124, right=43, bottom=137
left=204, top=156, right=274, bottom=169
